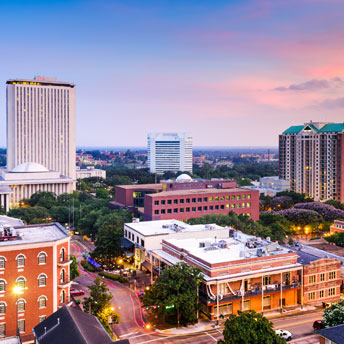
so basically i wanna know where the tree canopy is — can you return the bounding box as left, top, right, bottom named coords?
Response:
left=323, top=300, right=344, bottom=328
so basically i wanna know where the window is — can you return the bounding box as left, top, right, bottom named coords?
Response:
left=39, top=315, right=46, bottom=323
left=18, top=319, right=25, bottom=333
left=226, top=196, right=230, bottom=200
left=319, top=290, right=324, bottom=298
left=203, top=206, right=208, bottom=211
left=167, top=209, right=172, bottom=214
left=167, top=200, right=172, bottom=205
left=17, top=299, right=25, bottom=312
left=180, top=199, right=184, bottom=204
left=264, top=276, right=271, bottom=285
left=209, top=206, right=214, bottom=210
left=38, top=252, right=47, bottom=265
left=161, top=200, right=166, bottom=205
left=38, top=274, right=47, bottom=287
left=192, top=198, right=196, bottom=203
left=215, top=205, right=219, bottom=210
left=329, top=287, right=336, bottom=296
left=136, top=236, right=139, bottom=244
left=209, top=197, right=213, bottom=202
left=231, top=196, right=235, bottom=200
left=215, top=196, right=219, bottom=201
left=203, top=197, right=208, bottom=202
left=60, top=290, right=66, bottom=304
left=220, top=205, right=224, bottom=209
left=309, top=275, right=316, bottom=284
left=154, top=210, right=159, bottom=215
left=320, top=273, right=325, bottom=282
left=17, top=254, right=25, bottom=267
left=60, top=248, right=65, bottom=263
left=38, top=296, right=47, bottom=309
left=154, top=200, right=159, bottom=206
left=242, top=195, right=246, bottom=200
left=174, top=208, right=178, bottom=213
left=173, top=199, right=178, bottom=204
left=186, top=207, right=190, bottom=212
left=237, top=204, right=241, bottom=208
left=17, top=277, right=25, bottom=289
left=141, top=239, right=145, bottom=247
left=247, top=202, right=251, bottom=208
left=308, top=292, right=316, bottom=301
left=0, top=303, right=5, bottom=314
left=0, top=323, right=5, bottom=337
left=242, top=203, right=246, bottom=208
left=263, top=296, right=271, bottom=309
left=60, top=269, right=66, bottom=283
left=180, top=208, right=184, bottom=213
left=247, top=195, right=251, bottom=199
left=220, top=196, right=224, bottom=201
left=186, top=198, right=190, bottom=203
left=231, top=204, right=235, bottom=208
left=243, top=300, right=250, bottom=311
left=0, top=257, right=5, bottom=269
left=161, top=209, right=165, bottom=214
left=198, top=198, right=202, bottom=202
left=226, top=204, right=229, bottom=209
left=192, top=207, right=196, bottom=212
left=329, top=271, right=336, bottom=280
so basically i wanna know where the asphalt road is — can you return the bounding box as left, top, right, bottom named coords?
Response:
left=71, top=239, right=323, bottom=343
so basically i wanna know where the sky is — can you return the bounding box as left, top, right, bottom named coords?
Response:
left=0, top=0, right=343, bottom=148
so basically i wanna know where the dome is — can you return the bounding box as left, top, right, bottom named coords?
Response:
left=12, top=162, right=49, bottom=173
left=176, top=173, right=192, bottom=182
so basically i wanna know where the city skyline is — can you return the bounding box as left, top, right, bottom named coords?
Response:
left=0, top=0, right=343, bottom=147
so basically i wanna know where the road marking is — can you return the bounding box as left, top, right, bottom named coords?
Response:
left=274, top=317, right=319, bottom=328
left=125, top=333, right=153, bottom=339
left=205, top=332, right=218, bottom=342
left=119, top=332, right=136, bottom=337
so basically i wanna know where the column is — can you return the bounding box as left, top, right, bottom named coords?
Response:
left=216, top=281, right=219, bottom=320
left=280, top=272, right=283, bottom=312
left=261, top=275, right=264, bottom=314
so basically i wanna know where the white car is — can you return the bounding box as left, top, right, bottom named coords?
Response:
left=275, top=329, right=292, bottom=341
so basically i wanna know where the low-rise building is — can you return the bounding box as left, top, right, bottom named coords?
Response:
left=0, top=222, right=72, bottom=341
left=330, top=220, right=344, bottom=233
left=243, top=176, right=290, bottom=197
left=75, top=167, right=106, bottom=180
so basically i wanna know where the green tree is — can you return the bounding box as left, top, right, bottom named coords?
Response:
left=70, top=255, right=80, bottom=280
left=7, top=206, right=50, bottom=224
left=238, top=178, right=253, bottom=186
left=50, top=206, right=69, bottom=223
left=219, top=310, right=286, bottom=344
left=29, top=191, right=57, bottom=209
left=325, top=199, right=344, bottom=211
left=142, top=262, right=202, bottom=326
left=96, top=188, right=110, bottom=199
left=323, top=300, right=344, bottom=327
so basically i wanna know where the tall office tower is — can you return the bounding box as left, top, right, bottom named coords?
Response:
left=279, top=122, right=344, bottom=202
left=6, top=76, right=76, bottom=180
left=147, top=133, right=193, bottom=174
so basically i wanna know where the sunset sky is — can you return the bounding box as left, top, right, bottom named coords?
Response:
left=0, top=0, right=343, bottom=147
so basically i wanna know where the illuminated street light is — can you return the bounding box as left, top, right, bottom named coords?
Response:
left=145, top=324, right=151, bottom=330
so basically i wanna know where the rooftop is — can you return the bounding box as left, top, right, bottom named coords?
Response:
left=7, top=77, right=75, bottom=88
left=318, top=323, right=344, bottom=343
left=12, top=162, right=49, bottom=173
left=0, top=215, right=24, bottom=227
left=0, top=222, right=69, bottom=247
left=146, top=187, right=254, bottom=198
left=163, top=232, right=293, bottom=265
left=283, top=122, right=344, bottom=134
left=125, top=219, right=226, bottom=236
left=116, top=183, right=162, bottom=190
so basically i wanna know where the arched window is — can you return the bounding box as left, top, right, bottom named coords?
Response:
left=0, top=302, right=6, bottom=314
left=38, top=274, right=47, bottom=287
left=60, top=290, right=66, bottom=304
left=0, top=280, right=6, bottom=292
left=60, top=269, right=66, bottom=283
left=0, top=257, right=5, bottom=269
left=38, top=296, right=47, bottom=309
left=16, top=254, right=25, bottom=268
left=60, top=248, right=65, bottom=262
left=17, top=299, right=26, bottom=312
left=38, top=252, right=47, bottom=265
left=16, top=277, right=25, bottom=289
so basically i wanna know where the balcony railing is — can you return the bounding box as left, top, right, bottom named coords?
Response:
left=58, top=256, right=72, bottom=267
left=58, top=275, right=72, bottom=288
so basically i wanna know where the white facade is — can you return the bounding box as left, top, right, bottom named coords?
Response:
left=147, top=133, right=192, bottom=174
left=76, top=167, right=106, bottom=179
left=6, top=77, right=76, bottom=180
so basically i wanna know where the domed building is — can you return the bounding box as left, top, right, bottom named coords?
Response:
left=0, top=162, right=73, bottom=211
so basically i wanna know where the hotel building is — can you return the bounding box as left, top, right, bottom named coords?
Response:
left=6, top=76, right=76, bottom=180
left=279, top=122, right=344, bottom=202
left=147, top=133, right=192, bottom=174
left=0, top=222, right=72, bottom=341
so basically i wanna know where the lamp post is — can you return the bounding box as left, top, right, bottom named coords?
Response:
left=13, top=286, right=24, bottom=337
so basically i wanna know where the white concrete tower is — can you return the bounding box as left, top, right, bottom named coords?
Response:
left=6, top=76, right=76, bottom=180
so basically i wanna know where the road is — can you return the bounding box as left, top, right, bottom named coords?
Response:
left=71, top=238, right=322, bottom=343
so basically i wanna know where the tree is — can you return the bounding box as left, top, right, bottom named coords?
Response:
left=7, top=206, right=51, bottom=224
left=96, top=188, right=110, bottom=199
left=29, top=191, right=57, bottom=209
left=142, top=262, right=202, bottom=326
left=325, top=200, right=344, bottom=211
left=50, top=206, right=69, bottom=223
left=70, top=255, right=80, bottom=280
left=270, top=196, right=293, bottom=210
left=83, top=277, right=120, bottom=333
left=219, top=310, right=286, bottom=344
left=323, top=300, right=344, bottom=327
left=238, top=178, right=253, bottom=187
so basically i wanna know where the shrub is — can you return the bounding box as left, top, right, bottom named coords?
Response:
left=294, top=203, right=344, bottom=222
left=99, top=271, right=128, bottom=283
left=81, top=260, right=96, bottom=272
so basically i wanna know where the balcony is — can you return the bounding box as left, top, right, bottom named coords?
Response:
left=58, top=275, right=73, bottom=288
left=58, top=257, right=72, bottom=267
left=199, top=282, right=301, bottom=305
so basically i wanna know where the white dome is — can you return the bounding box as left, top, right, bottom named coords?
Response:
left=12, top=162, right=49, bottom=173
left=176, top=174, right=192, bottom=182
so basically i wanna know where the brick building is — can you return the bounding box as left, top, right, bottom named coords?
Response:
left=330, top=220, right=344, bottom=233
left=114, top=176, right=259, bottom=221
left=0, top=222, right=71, bottom=341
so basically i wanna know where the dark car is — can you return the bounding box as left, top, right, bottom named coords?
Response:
left=70, top=288, right=85, bottom=296
left=313, top=320, right=324, bottom=331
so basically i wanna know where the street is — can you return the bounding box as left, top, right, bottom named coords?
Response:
left=71, top=238, right=323, bottom=343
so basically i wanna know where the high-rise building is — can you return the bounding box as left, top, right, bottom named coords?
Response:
left=6, top=76, right=76, bottom=180
left=147, top=133, right=192, bottom=174
left=279, top=122, right=344, bottom=202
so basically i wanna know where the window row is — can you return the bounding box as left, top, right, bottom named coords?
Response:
left=0, top=296, right=47, bottom=315
left=154, top=203, right=251, bottom=214
left=0, top=317, right=46, bottom=337
left=0, top=252, right=47, bottom=269
left=154, top=194, right=251, bottom=206
left=0, top=274, right=48, bottom=292
left=308, top=271, right=337, bottom=284
left=308, top=287, right=337, bottom=300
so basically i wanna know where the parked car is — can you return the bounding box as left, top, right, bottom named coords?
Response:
left=70, top=288, right=85, bottom=296
left=313, top=320, right=324, bottom=330
left=275, top=329, right=292, bottom=341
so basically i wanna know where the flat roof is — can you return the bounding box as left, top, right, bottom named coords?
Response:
left=7, top=78, right=75, bottom=87
left=146, top=187, right=255, bottom=198
left=125, top=219, right=226, bottom=236
left=0, top=222, right=70, bottom=247
left=116, top=184, right=162, bottom=190
left=0, top=215, right=24, bottom=227
left=163, top=233, right=293, bottom=265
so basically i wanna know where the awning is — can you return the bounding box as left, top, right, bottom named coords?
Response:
left=141, top=261, right=152, bottom=271
left=120, top=237, right=135, bottom=249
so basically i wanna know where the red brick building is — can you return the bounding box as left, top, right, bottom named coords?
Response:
left=114, top=176, right=259, bottom=221
left=330, top=220, right=344, bottom=233
left=0, top=222, right=71, bottom=341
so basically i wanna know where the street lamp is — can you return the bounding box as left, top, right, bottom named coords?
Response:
left=13, top=286, right=24, bottom=337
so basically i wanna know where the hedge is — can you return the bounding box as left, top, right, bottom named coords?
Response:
left=80, top=260, right=96, bottom=272
left=99, top=271, right=128, bottom=283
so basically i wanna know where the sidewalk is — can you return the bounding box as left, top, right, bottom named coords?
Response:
left=290, top=334, right=320, bottom=344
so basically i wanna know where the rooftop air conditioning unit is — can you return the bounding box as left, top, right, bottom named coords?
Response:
left=199, top=242, right=205, bottom=248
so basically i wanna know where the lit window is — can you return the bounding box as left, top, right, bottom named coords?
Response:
left=319, top=290, right=324, bottom=298
left=18, top=319, right=25, bottom=333
left=308, top=292, right=315, bottom=300
left=309, top=275, right=316, bottom=284
left=247, top=202, right=251, bottom=208
left=247, top=195, right=251, bottom=199
left=17, top=277, right=25, bottom=289
left=38, top=296, right=47, bottom=309
left=236, top=195, right=241, bottom=200
left=17, top=299, right=25, bottom=312
left=39, top=315, right=46, bottom=323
